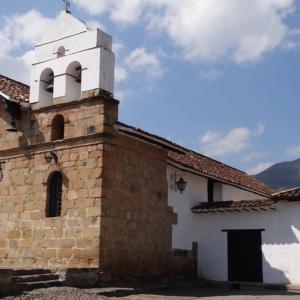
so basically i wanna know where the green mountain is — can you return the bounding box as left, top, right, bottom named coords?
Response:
left=255, top=159, right=300, bottom=191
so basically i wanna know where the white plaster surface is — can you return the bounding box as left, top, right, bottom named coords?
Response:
left=167, top=165, right=300, bottom=285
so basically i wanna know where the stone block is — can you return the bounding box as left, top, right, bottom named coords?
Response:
left=58, top=239, right=75, bottom=248
left=58, top=248, right=73, bottom=259
left=82, top=227, right=100, bottom=238
left=44, top=249, right=57, bottom=259
left=86, top=207, right=101, bottom=217
left=76, top=239, right=93, bottom=248
left=7, top=230, right=20, bottom=239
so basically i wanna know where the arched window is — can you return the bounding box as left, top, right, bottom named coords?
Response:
left=39, top=68, right=54, bottom=106
left=46, top=172, right=63, bottom=218
left=51, top=115, right=65, bottom=141
left=57, top=46, right=66, bottom=58
left=66, top=61, right=82, bottom=101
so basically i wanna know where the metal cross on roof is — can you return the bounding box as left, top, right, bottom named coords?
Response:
left=63, top=0, right=71, bottom=13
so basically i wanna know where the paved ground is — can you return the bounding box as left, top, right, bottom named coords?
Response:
left=2, top=286, right=300, bottom=300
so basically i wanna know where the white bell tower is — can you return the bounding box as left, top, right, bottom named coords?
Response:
left=30, top=11, right=115, bottom=107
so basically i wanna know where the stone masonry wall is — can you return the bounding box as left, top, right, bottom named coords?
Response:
left=99, top=133, right=177, bottom=281
left=0, top=97, right=118, bottom=269
left=0, top=96, right=117, bottom=152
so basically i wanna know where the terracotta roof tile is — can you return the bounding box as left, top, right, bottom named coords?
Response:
left=192, top=199, right=276, bottom=213
left=0, top=74, right=29, bottom=102
left=272, top=187, right=300, bottom=201
left=117, top=122, right=275, bottom=196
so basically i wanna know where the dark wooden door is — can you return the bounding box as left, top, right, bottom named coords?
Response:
left=227, top=230, right=263, bottom=282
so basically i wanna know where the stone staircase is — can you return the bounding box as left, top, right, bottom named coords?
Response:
left=12, top=269, right=62, bottom=292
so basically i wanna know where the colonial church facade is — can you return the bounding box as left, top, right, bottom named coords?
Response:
left=0, top=11, right=300, bottom=290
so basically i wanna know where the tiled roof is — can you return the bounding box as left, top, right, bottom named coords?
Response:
left=272, top=187, right=300, bottom=201
left=168, top=151, right=274, bottom=196
left=0, top=74, right=29, bottom=102
left=117, top=122, right=275, bottom=196
left=192, top=199, right=277, bottom=213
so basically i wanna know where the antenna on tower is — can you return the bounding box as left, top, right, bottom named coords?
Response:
left=63, top=0, right=71, bottom=14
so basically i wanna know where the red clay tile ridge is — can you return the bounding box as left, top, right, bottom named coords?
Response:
left=0, top=74, right=29, bottom=103
left=192, top=199, right=277, bottom=214
left=116, top=122, right=275, bottom=197
left=272, top=187, right=300, bottom=201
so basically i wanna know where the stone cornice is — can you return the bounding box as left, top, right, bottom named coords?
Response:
left=0, top=132, right=111, bottom=160
left=31, top=94, right=119, bottom=113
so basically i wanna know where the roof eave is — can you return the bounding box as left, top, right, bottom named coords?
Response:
left=167, top=159, right=272, bottom=198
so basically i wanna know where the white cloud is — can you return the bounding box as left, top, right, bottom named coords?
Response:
left=241, top=151, right=267, bottom=163
left=0, top=10, right=52, bottom=51
left=254, top=123, right=265, bottom=136
left=72, top=0, right=108, bottom=16
left=0, top=54, right=31, bottom=84
left=110, top=0, right=145, bottom=24
left=286, top=145, right=300, bottom=160
left=246, top=162, right=274, bottom=175
left=115, top=89, right=133, bottom=102
left=125, top=47, right=163, bottom=79
left=200, top=124, right=265, bottom=157
left=86, top=20, right=105, bottom=31
left=115, top=66, right=128, bottom=83
left=113, top=42, right=125, bottom=56
left=200, top=69, right=224, bottom=81
left=73, top=0, right=296, bottom=63
left=0, top=10, right=53, bottom=83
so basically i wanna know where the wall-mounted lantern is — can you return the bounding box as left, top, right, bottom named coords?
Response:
left=171, top=171, right=187, bottom=194
left=44, top=151, right=58, bottom=163
left=176, top=176, right=187, bottom=193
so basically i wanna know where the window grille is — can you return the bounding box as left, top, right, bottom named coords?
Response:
left=47, top=172, right=63, bottom=217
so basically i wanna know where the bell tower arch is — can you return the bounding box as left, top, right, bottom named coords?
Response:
left=29, top=11, right=115, bottom=108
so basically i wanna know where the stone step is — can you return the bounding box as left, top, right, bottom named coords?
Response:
left=13, top=273, right=60, bottom=283
left=13, top=269, right=53, bottom=276
left=16, top=280, right=62, bottom=291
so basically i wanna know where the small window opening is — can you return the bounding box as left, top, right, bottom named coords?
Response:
left=57, top=46, right=66, bottom=58
left=46, top=172, right=63, bottom=218
left=51, top=115, right=65, bottom=141
left=208, top=179, right=214, bottom=203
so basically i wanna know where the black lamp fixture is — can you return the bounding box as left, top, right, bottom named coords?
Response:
left=44, top=151, right=58, bottom=163
left=176, top=176, right=187, bottom=193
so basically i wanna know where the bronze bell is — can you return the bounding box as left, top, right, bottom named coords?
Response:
left=45, top=73, right=54, bottom=93
left=75, top=67, right=82, bottom=83
left=75, top=72, right=82, bottom=83
left=7, top=120, right=17, bottom=132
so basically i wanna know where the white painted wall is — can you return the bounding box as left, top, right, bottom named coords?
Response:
left=30, top=11, right=115, bottom=106
left=167, top=165, right=265, bottom=250
left=167, top=165, right=300, bottom=285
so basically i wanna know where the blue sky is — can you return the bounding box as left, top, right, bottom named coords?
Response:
left=1, top=0, right=300, bottom=174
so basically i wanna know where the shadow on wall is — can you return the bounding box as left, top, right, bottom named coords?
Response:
left=263, top=253, right=290, bottom=285
left=0, top=102, right=45, bottom=147
left=19, top=113, right=46, bottom=146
